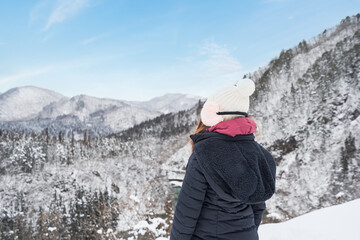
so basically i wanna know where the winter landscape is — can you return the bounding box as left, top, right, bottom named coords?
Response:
left=1, top=2, right=360, bottom=240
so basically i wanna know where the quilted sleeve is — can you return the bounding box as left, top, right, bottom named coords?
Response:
left=170, top=154, right=208, bottom=240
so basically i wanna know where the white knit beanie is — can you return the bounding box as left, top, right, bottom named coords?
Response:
left=200, top=78, right=255, bottom=127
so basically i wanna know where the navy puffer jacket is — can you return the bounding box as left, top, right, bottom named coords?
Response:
left=170, top=131, right=276, bottom=240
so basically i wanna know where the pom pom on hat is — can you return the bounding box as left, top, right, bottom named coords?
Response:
left=236, top=78, right=255, bottom=97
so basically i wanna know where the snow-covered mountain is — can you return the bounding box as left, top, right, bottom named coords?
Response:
left=259, top=198, right=360, bottom=240
left=37, top=94, right=161, bottom=133
left=125, top=93, right=203, bottom=114
left=0, top=86, right=65, bottom=121
left=248, top=15, right=360, bottom=222
left=38, top=94, right=129, bottom=121
left=0, top=87, right=201, bottom=137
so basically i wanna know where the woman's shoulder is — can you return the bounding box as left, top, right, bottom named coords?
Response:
left=252, top=141, right=276, bottom=162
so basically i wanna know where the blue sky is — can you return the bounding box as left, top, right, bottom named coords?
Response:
left=0, top=0, right=359, bottom=101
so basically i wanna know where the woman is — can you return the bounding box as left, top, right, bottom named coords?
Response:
left=170, top=78, right=276, bottom=240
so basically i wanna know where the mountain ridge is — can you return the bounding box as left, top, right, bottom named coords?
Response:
left=0, top=85, right=201, bottom=138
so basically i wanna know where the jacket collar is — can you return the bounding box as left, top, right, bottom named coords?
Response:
left=190, top=132, right=255, bottom=144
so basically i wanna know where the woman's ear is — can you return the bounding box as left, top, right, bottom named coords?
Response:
left=200, top=101, right=224, bottom=127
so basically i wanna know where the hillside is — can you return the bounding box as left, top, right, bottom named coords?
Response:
left=248, top=14, right=360, bottom=221
left=0, top=102, right=202, bottom=239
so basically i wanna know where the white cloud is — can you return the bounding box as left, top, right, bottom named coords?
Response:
left=198, top=41, right=242, bottom=76
left=175, top=56, right=194, bottom=63
left=0, top=54, right=120, bottom=87
left=29, top=0, right=51, bottom=26
left=176, top=40, right=243, bottom=87
left=0, top=67, right=53, bottom=86
left=80, top=35, right=103, bottom=45
left=44, top=0, right=91, bottom=30
left=41, top=33, right=52, bottom=43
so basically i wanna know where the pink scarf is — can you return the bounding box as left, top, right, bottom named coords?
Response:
left=205, top=117, right=257, bottom=137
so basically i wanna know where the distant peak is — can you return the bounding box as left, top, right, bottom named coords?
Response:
left=0, top=86, right=68, bottom=104
left=15, top=85, right=57, bottom=92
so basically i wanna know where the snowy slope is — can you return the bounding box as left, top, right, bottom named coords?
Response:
left=259, top=198, right=360, bottom=240
left=162, top=144, right=191, bottom=187
left=125, top=93, right=203, bottom=114
left=248, top=16, right=360, bottom=221
left=0, top=102, right=202, bottom=239
left=0, top=149, right=168, bottom=232
left=0, top=86, right=66, bottom=121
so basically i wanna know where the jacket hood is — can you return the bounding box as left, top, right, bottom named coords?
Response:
left=190, top=127, right=276, bottom=204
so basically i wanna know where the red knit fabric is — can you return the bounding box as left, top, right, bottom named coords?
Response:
left=205, top=117, right=257, bottom=137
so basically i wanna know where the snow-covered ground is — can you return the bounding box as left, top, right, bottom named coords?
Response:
left=151, top=198, right=360, bottom=240
left=259, top=198, right=360, bottom=240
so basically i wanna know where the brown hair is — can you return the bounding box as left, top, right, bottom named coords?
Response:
left=189, top=115, right=261, bottom=154
left=189, top=118, right=209, bottom=153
